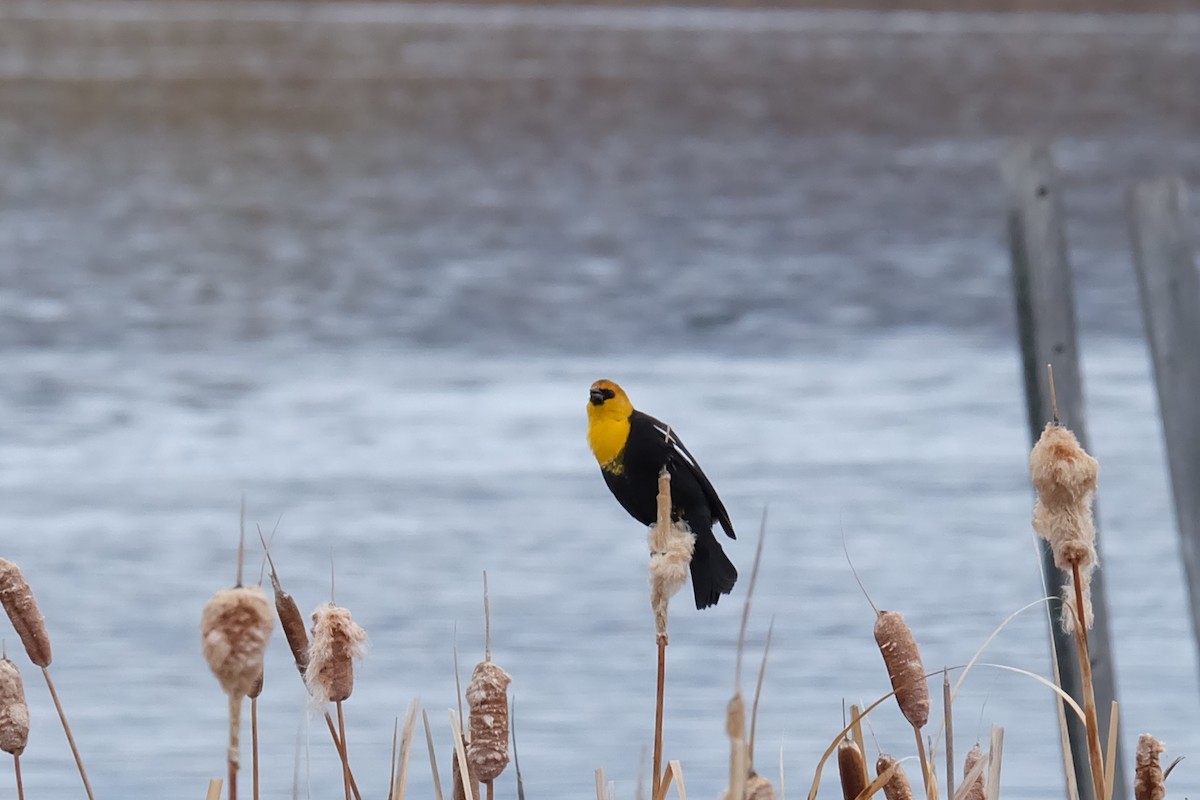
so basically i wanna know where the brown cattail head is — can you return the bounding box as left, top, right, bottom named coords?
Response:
left=0, top=559, right=52, bottom=668
left=466, top=660, right=512, bottom=782
left=744, top=773, right=776, bottom=800
left=306, top=603, right=367, bottom=704
left=0, top=657, right=30, bottom=756
left=1134, top=733, right=1167, bottom=800
left=873, top=610, right=930, bottom=729
left=876, top=754, right=915, bottom=800
left=648, top=469, right=694, bottom=637
left=201, top=585, right=275, bottom=699
left=837, top=738, right=867, bottom=800
left=1030, top=423, right=1099, bottom=572
left=271, top=577, right=309, bottom=677
left=962, top=743, right=987, bottom=800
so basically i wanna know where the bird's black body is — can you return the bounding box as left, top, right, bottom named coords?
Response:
left=602, top=410, right=738, bottom=609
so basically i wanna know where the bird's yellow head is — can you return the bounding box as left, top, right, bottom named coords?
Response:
left=587, top=379, right=633, bottom=466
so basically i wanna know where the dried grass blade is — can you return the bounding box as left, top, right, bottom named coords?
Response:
left=393, top=699, right=421, bottom=800
left=206, top=778, right=223, bottom=800
left=975, top=663, right=1085, bottom=722
left=595, top=768, right=607, bottom=800
left=669, top=760, right=687, bottom=800
left=986, top=727, right=1004, bottom=800
left=1102, top=703, right=1117, bottom=800
left=421, top=709, right=444, bottom=800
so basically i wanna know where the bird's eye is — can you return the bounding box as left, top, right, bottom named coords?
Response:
left=601, top=387, right=616, bottom=400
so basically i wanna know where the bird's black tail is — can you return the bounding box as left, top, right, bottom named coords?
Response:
left=690, top=526, right=738, bottom=610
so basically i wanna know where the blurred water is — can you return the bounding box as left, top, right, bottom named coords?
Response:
left=1, top=3, right=1199, bottom=798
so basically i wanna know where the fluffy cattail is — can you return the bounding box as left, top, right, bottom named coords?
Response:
left=0, top=658, right=29, bottom=756
left=837, top=738, right=867, bottom=800
left=649, top=469, right=694, bottom=638
left=1030, top=422, right=1100, bottom=630
left=744, top=773, right=776, bottom=799
left=200, top=585, right=274, bottom=699
left=876, top=755, right=915, bottom=800
left=962, top=743, right=986, bottom=800
left=1134, top=734, right=1166, bottom=800
left=306, top=604, right=367, bottom=704
left=466, top=660, right=512, bottom=782
left=874, top=610, right=930, bottom=729
left=269, top=570, right=309, bottom=677
left=0, top=559, right=52, bottom=668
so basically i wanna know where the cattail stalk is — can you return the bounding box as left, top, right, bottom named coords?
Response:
left=873, top=609, right=932, bottom=799
left=250, top=670, right=263, bottom=800
left=1030, top=413, right=1106, bottom=800
left=1, top=657, right=29, bottom=800
left=201, top=585, right=274, bottom=800
left=1133, top=734, right=1166, bottom=800
left=0, top=559, right=94, bottom=800
left=647, top=467, right=692, bottom=798
left=260, top=545, right=363, bottom=800
left=307, top=603, right=367, bottom=800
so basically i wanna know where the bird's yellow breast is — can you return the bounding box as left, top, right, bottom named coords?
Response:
left=587, top=415, right=630, bottom=471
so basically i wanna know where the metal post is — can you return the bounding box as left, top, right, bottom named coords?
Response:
left=1002, top=139, right=1125, bottom=800
left=1129, top=177, right=1200, bottom=659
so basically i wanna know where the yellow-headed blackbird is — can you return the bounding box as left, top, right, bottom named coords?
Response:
left=586, top=379, right=737, bottom=609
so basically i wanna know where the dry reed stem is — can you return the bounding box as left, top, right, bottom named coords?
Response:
left=511, top=698, right=526, bottom=800
left=876, top=755, right=915, bottom=800
left=41, top=666, right=95, bottom=799
left=837, top=738, right=867, bottom=800
left=201, top=586, right=274, bottom=699
left=725, top=691, right=748, bottom=800
left=392, top=700, right=421, bottom=800
left=228, top=694, right=243, bottom=800
left=596, top=767, right=607, bottom=800
left=0, top=658, right=29, bottom=757
left=306, top=604, right=367, bottom=704
left=986, top=726, right=1004, bottom=800
left=1134, top=734, right=1166, bottom=800
left=206, top=778, right=223, bottom=800
left=942, top=670, right=954, bottom=800
left=250, top=696, right=260, bottom=800
left=1103, top=703, right=1119, bottom=800
left=421, top=709, right=446, bottom=800
left=13, top=753, right=23, bottom=800
left=848, top=704, right=868, bottom=785
left=450, top=711, right=480, bottom=800
left=1069, top=562, right=1107, bottom=800
left=962, top=744, right=986, bottom=800
left=338, top=701, right=352, bottom=800
left=873, top=611, right=930, bottom=729
left=467, top=661, right=512, bottom=782
left=0, top=560, right=52, bottom=668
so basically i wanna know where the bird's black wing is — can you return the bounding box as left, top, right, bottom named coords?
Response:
left=639, top=411, right=736, bottom=540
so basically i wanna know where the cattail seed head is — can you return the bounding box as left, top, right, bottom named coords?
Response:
left=272, top=580, right=309, bottom=677
left=1030, top=423, right=1099, bottom=572
left=1134, top=734, right=1166, bottom=800
left=837, top=738, right=867, bottom=800
left=873, top=610, right=930, bottom=729
left=0, top=559, right=52, bottom=668
left=962, top=743, right=987, bottom=800
left=876, top=755, right=915, bottom=800
left=201, top=585, right=275, bottom=699
left=466, top=660, right=512, bottom=782
left=306, top=604, right=367, bottom=704
left=0, top=657, right=30, bottom=756
left=649, top=470, right=694, bottom=637
left=744, top=773, right=776, bottom=799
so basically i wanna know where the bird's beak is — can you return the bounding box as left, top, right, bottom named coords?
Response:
left=589, top=388, right=606, bottom=405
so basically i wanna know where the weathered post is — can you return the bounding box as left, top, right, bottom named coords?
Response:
left=1129, top=177, right=1200, bottom=657
left=1001, top=140, right=1125, bottom=800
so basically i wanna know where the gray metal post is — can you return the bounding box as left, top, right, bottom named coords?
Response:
left=1001, top=140, right=1126, bottom=800
left=1129, top=177, right=1200, bottom=660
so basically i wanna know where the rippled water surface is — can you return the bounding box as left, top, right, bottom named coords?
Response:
left=2, top=3, right=1200, bottom=798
